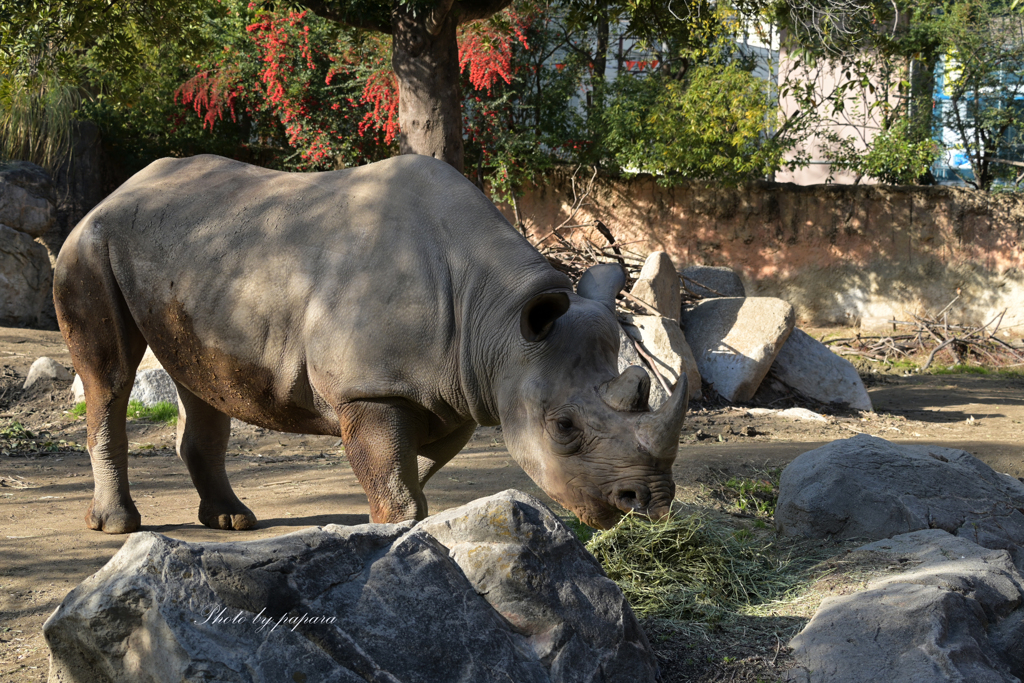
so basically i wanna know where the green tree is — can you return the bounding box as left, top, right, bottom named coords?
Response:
left=605, top=63, right=806, bottom=183
left=0, top=0, right=215, bottom=168
left=937, top=0, right=1024, bottom=190
left=296, top=0, right=518, bottom=170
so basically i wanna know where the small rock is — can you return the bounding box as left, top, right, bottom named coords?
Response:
left=130, top=369, right=178, bottom=407
left=679, top=265, right=745, bottom=299
left=621, top=314, right=701, bottom=401
left=23, top=357, right=72, bottom=390
left=777, top=407, right=827, bottom=422
left=680, top=297, right=795, bottom=403
left=629, top=251, right=681, bottom=320
left=71, top=375, right=84, bottom=404
left=758, top=328, right=872, bottom=412
left=776, top=435, right=1024, bottom=567
left=746, top=408, right=776, bottom=417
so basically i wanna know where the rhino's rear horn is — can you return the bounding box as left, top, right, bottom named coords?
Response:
left=577, top=263, right=625, bottom=312
left=635, top=375, right=689, bottom=459
left=520, top=292, right=570, bottom=342
left=600, top=366, right=650, bottom=412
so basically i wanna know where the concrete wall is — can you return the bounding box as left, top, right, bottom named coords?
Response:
left=502, top=171, right=1024, bottom=333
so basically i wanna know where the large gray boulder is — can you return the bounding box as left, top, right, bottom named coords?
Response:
left=416, top=491, right=658, bottom=680
left=757, top=328, right=872, bottom=412
left=679, top=265, right=745, bottom=299
left=776, top=435, right=1024, bottom=566
left=786, top=529, right=1024, bottom=683
left=680, top=297, right=795, bottom=403
left=620, top=314, right=701, bottom=401
left=129, top=368, right=179, bottom=407
left=0, top=223, right=56, bottom=329
left=44, top=490, right=657, bottom=683
left=0, top=161, right=57, bottom=239
left=629, top=251, right=680, bottom=320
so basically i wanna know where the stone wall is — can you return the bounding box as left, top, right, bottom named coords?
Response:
left=504, top=172, right=1024, bottom=332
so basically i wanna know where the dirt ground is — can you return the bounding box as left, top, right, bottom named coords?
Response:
left=2, top=325, right=1023, bottom=681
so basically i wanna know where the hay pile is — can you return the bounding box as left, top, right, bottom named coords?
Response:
left=585, top=512, right=809, bottom=625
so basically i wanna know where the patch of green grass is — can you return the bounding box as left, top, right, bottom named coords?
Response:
left=710, top=469, right=781, bottom=518
left=563, top=515, right=595, bottom=544
left=585, top=512, right=813, bottom=624
left=931, top=364, right=992, bottom=375
left=127, top=400, right=178, bottom=425
left=70, top=402, right=87, bottom=418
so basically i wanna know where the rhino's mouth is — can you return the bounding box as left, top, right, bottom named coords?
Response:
left=567, top=479, right=675, bottom=530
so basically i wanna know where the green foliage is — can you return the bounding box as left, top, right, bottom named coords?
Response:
left=585, top=512, right=804, bottom=622
left=0, top=420, right=32, bottom=441
left=823, top=118, right=941, bottom=185
left=717, top=471, right=781, bottom=518
left=562, top=515, right=596, bottom=543
left=127, top=400, right=179, bottom=425
left=0, top=0, right=219, bottom=168
left=936, top=0, right=1024, bottom=190
left=0, top=72, right=81, bottom=169
left=70, top=402, right=87, bottom=418
left=605, top=64, right=798, bottom=183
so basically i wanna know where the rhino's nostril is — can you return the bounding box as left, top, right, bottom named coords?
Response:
left=613, top=486, right=651, bottom=513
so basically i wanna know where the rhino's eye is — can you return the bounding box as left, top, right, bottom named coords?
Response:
left=548, top=411, right=582, bottom=452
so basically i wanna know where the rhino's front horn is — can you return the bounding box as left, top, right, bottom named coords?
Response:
left=600, top=366, right=650, bottom=412
left=635, top=375, right=689, bottom=459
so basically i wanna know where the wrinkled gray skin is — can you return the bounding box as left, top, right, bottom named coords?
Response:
left=53, top=154, right=686, bottom=534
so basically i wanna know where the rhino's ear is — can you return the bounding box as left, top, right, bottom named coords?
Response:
left=577, top=263, right=625, bottom=312
left=521, top=292, right=570, bottom=342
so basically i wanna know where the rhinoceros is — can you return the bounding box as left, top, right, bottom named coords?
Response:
left=53, top=154, right=686, bottom=534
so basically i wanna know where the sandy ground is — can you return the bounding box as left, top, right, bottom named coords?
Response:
left=2, top=325, right=1023, bottom=681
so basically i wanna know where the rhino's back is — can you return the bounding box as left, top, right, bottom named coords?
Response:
left=71, top=154, right=566, bottom=431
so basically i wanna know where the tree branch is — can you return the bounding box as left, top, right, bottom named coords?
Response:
left=292, top=0, right=391, bottom=34
left=452, top=0, right=513, bottom=25
left=425, top=0, right=456, bottom=35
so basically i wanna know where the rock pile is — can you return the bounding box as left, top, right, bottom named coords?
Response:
left=0, top=162, right=59, bottom=329
left=44, top=490, right=658, bottom=683
left=618, top=252, right=871, bottom=411
left=778, top=435, right=1024, bottom=682
left=66, top=252, right=871, bottom=415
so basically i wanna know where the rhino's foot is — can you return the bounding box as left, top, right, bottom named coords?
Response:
left=85, top=498, right=141, bottom=534
left=199, top=500, right=257, bottom=530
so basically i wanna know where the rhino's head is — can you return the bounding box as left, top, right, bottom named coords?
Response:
left=499, top=264, right=687, bottom=530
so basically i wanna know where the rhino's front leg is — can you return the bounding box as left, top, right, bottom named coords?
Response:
left=337, top=401, right=430, bottom=523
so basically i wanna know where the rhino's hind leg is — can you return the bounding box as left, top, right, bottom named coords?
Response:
left=338, top=401, right=429, bottom=524
left=174, top=382, right=256, bottom=530
left=54, top=233, right=147, bottom=534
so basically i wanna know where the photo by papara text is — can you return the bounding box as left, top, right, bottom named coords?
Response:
left=197, top=605, right=338, bottom=633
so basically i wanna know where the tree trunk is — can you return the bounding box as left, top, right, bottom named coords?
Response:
left=392, top=8, right=464, bottom=172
